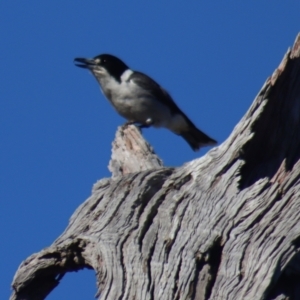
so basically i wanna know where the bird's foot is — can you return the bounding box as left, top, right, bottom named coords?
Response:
left=124, top=120, right=136, bottom=127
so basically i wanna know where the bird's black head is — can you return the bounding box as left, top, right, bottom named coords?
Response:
left=74, top=54, right=129, bottom=82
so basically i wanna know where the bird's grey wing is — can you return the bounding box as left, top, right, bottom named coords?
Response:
left=129, top=72, right=217, bottom=150
left=129, top=71, right=183, bottom=115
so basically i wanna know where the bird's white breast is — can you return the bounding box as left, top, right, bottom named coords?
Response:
left=97, top=69, right=173, bottom=127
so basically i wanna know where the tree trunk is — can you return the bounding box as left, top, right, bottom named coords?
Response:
left=10, top=33, right=300, bottom=300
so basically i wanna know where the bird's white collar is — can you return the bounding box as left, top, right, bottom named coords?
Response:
left=120, top=69, right=134, bottom=82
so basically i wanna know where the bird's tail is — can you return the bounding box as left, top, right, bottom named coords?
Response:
left=180, top=126, right=217, bottom=151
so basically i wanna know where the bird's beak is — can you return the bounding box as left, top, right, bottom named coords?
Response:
left=74, top=57, right=96, bottom=69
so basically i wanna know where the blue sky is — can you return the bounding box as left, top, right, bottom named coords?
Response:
left=1, top=2, right=299, bottom=299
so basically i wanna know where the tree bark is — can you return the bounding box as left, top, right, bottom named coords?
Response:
left=10, top=33, right=300, bottom=300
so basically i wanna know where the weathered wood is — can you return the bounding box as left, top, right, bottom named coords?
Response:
left=10, top=33, right=300, bottom=300
left=108, top=124, right=164, bottom=178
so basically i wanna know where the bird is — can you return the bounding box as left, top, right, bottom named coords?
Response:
left=74, top=54, right=217, bottom=151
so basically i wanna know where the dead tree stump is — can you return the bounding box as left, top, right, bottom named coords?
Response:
left=10, top=33, right=300, bottom=300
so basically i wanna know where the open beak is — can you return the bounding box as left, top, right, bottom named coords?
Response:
left=74, top=57, right=96, bottom=69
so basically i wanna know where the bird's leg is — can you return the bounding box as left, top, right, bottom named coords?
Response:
left=124, top=120, right=144, bottom=130
left=123, top=120, right=147, bottom=130
left=138, top=124, right=150, bottom=129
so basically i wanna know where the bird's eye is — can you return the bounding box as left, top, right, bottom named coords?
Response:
left=102, top=59, right=107, bottom=64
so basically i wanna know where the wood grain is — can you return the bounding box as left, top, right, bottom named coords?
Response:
left=10, top=33, right=300, bottom=300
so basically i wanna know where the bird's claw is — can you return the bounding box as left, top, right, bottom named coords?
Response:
left=124, top=120, right=136, bottom=127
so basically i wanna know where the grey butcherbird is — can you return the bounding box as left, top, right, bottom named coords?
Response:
left=74, top=54, right=217, bottom=151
